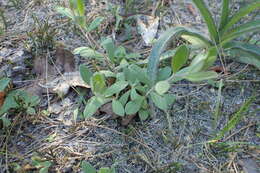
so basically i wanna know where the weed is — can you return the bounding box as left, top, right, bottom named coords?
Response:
left=81, top=161, right=116, bottom=173
left=0, top=8, right=7, bottom=33
left=0, top=78, right=40, bottom=127
left=25, top=15, right=57, bottom=55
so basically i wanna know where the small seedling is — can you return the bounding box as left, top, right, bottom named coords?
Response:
left=81, top=161, right=116, bottom=173
left=26, top=15, right=57, bottom=55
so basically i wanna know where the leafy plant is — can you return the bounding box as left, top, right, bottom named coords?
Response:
left=74, top=37, right=141, bottom=67
left=81, top=161, right=116, bottom=173
left=213, top=95, right=256, bottom=141
left=56, top=0, right=104, bottom=33
left=147, top=0, right=260, bottom=83
left=0, top=8, right=7, bottom=34
left=31, top=155, right=52, bottom=173
left=26, top=15, right=57, bottom=55
left=0, top=78, right=40, bottom=127
left=79, top=43, right=217, bottom=123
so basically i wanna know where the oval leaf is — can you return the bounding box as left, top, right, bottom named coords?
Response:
left=125, top=98, right=143, bottom=115
left=86, top=17, right=104, bottom=32
left=138, top=109, right=149, bottom=121
left=184, top=71, right=218, bottom=82
left=104, top=81, right=128, bottom=97
left=155, top=81, right=170, bottom=95
left=79, top=65, right=93, bottom=85
left=150, top=92, right=168, bottom=111
left=112, top=99, right=125, bottom=116
left=171, top=45, right=189, bottom=73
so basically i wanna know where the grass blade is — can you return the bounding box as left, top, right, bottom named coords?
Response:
left=221, top=20, right=260, bottom=44
left=224, top=41, right=260, bottom=69
left=214, top=95, right=256, bottom=141
left=76, top=0, right=85, bottom=16
left=219, top=0, right=230, bottom=30
left=192, top=0, right=219, bottom=43
left=221, top=2, right=260, bottom=34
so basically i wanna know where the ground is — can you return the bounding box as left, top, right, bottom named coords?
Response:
left=0, top=0, right=259, bottom=173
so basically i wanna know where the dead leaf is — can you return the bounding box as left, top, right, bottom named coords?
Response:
left=137, top=15, right=159, bottom=45
left=121, top=114, right=136, bottom=126
left=187, top=3, right=197, bottom=16
left=55, top=46, right=75, bottom=73
left=40, top=71, right=90, bottom=96
left=0, top=91, right=5, bottom=107
left=210, top=66, right=229, bottom=74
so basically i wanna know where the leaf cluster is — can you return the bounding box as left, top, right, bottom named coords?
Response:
left=0, top=78, right=40, bottom=127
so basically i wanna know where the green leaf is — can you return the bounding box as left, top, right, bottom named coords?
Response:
left=184, top=71, right=218, bottom=82
left=171, top=45, right=189, bottom=73
left=114, top=46, right=126, bottom=58
left=130, top=88, right=140, bottom=100
left=221, top=2, right=260, bottom=34
left=138, top=109, right=149, bottom=121
left=157, top=67, right=172, bottom=81
left=224, top=41, right=260, bottom=69
left=221, top=20, right=260, bottom=44
left=101, top=37, right=116, bottom=61
left=91, top=73, right=106, bottom=94
left=214, top=95, right=256, bottom=141
left=219, top=0, right=229, bottom=30
left=56, top=7, right=74, bottom=20
left=74, top=47, right=103, bottom=60
left=0, top=91, right=20, bottom=115
left=0, top=117, right=11, bottom=127
left=83, top=96, right=108, bottom=118
left=79, top=64, right=93, bottom=84
left=150, top=92, right=168, bottom=111
left=128, top=64, right=151, bottom=86
left=123, top=67, right=136, bottom=84
left=0, top=78, right=10, bottom=91
left=229, top=49, right=260, bottom=69
left=147, top=27, right=212, bottom=85
left=104, top=81, right=128, bottom=97
left=76, top=0, right=85, bottom=16
left=125, top=97, right=144, bottom=115
left=81, top=161, right=96, bottom=173
left=190, top=47, right=217, bottom=71
left=98, top=167, right=114, bottom=173
left=192, top=0, right=219, bottom=43
left=155, top=81, right=170, bottom=95
left=119, top=90, right=130, bottom=106
left=165, top=93, right=176, bottom=105
left=86, top=17, right=104, bottom=32
left=112, top=99, right=125, bottom=116
left=26, top=107, right=36, bottom=115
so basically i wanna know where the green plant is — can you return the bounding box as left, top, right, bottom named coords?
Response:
left=147, top=0, right=260, bottom=82
left=79, top=44, right=217, bottom=126
left=56, top=0, right=104, bottom=33
left=31, top=155, right=52, bottom=173
left=0, top=8, right=7, bottom=34
left=0, top=78, right=40, bottom=127
left=81, top=161, right=116, bottom=173
left=26, top=15, right=57, bottom=55
left=213, top=94, right=256, bottom=141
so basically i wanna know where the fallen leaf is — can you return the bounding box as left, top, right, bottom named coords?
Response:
left=210, top=66, right=229, bottom=74
left=40, top=71, right=90, bottom=96
left=55, top=45, right=75, bottom=73
left=187, top=3, right=197, bottom=16
left=137, top=15, right=159, bottom=45
left=121, top=114, right=136, bottom=126
left=0, top=91, right=5, bottom=107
